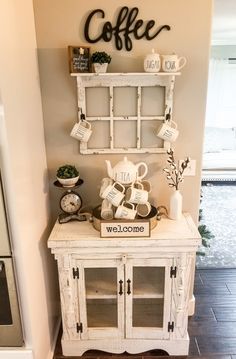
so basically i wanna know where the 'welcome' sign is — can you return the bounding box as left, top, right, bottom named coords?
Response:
left=84, top=6, right=171, bottom=51
left=100, top=220, right=150, bottom=238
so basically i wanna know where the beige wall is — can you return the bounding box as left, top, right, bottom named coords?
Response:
left=33, top=0, right=213, bottom=224
left=0, top=0, right=59, bottom=358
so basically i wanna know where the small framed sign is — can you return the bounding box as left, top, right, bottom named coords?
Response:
left=68, top=46, right=90, bottom=73
left=100, top=220, right=150, bottom=238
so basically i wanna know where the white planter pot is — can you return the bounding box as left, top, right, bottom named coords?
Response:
left=93, top=63, right=108, bottom=73
left=169, top=190, right=182, bottom=220
left=57, top=176, right=79, bottom=187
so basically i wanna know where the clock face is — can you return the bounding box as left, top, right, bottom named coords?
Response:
left=60, top=192, right=82, bottom=214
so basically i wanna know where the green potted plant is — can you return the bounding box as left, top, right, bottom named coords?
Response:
left=91, top=51, right=112, bottom=73
left=56, top=164, right=79, bottom=187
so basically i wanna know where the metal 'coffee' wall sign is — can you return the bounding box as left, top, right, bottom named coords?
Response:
left=84, top=6, right=171, bottom=51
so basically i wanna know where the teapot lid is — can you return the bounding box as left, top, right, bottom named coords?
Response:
left=116, top=156, right=135, bottom=167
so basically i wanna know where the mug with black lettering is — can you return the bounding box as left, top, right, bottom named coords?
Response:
left=99, top=177, right=113, bottom=198
left=101, top=181, right=125, bottom=207
left=156, top=120, right=179, bottom=143
left=140, top=180, right=152, bottom=193
left=101, top=199, right=114, bottom=220
left=125, top=182, right=148, bottom=204
left=137, top=202, right=152, bottom=217
left=70, top=120, right=92, bottom=143
left=162, top=54, right=187, bottom=73
left=115, top=201, right=137, bottom=220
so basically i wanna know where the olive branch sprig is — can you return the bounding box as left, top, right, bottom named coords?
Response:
left=163, top=149, right=190, bottom=190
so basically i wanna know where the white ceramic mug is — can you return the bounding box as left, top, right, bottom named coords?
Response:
left=125, top=183, right=148, bottom=204
left=115, top=201, right=137, bottom=220
left=137, top=202, right=152, bottom=217
left=131, top=181, right=143, bottom=190
left=101, top=199, right=114, bottom=220
left=140, top=180, right=152, bottom=193
left=162, top=54, right=187, bottom=72
left=156, top=120, right=179, bottom=142
left=70, top=120, right=92, bottom=142
left=99, top=177, right=113, bottom=198
left=101, top=181, right=125, bottom=207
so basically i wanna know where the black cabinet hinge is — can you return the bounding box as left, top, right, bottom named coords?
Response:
left=168, top=321, right=174, bottom=332
left=170, top=266, right=177, bottom=278
left=76, top=322, right=83, bottom=333
left=73, top=267, right=79, bottom=279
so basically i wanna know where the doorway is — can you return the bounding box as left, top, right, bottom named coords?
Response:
left=198, top=49, right=236, bottom=268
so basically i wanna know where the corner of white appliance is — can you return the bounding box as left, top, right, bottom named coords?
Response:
left=0, top=349, right=33, bottom=359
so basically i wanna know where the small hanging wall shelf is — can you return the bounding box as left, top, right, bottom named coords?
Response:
left=71, top=72, right=180, bottom=154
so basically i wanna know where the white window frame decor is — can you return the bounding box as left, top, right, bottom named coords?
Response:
left=71, top=73, right=180, bottom=154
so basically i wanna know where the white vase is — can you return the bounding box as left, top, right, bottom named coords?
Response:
left=169, top=190, right=182, bottom=220
left=93, top=63, right=108, bottom=73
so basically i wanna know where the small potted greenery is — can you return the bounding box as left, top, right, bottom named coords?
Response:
left=91, top=51, right=112, bottom=73
left=56, top=164, right=79, bottom=187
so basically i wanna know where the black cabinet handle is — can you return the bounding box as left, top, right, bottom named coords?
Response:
left=119, top=280, right=123, bottom=295
left=127, top=279, right=131, bottom=295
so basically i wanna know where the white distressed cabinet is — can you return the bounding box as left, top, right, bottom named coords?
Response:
left=48, top=213, right=201, bottom=356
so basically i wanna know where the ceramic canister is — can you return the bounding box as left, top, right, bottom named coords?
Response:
left=144, top=49, right=161, bottom=73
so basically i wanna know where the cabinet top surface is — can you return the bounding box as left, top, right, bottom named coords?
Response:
left=48, top=213, right=201, bottom=249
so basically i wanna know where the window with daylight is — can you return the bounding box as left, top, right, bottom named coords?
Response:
left=203, top=58, right=236, bottom=170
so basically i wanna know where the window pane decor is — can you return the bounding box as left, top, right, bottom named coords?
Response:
left=72, top=73, right=179, bottom=154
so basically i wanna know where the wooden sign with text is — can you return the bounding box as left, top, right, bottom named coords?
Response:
left=68, top=46, right=90, bottom=73
left=100, top=220, right=150, bottom=238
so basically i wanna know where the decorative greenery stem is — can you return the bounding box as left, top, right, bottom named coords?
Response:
left=163, top=148, right=190, bottom=190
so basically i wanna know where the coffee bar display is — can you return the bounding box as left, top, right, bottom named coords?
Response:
left=48, top=31, right=201, bottom=356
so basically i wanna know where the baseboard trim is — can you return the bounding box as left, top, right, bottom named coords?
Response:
left=0, top=319, right=61, bottom=359
left=47, top=317, right=61, bottom=359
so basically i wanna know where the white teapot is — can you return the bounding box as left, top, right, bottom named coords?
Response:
left=105, top=157, right=148, bottom=185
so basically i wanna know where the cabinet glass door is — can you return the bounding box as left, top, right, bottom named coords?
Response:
left=78, top=259, right=124, bottom=339
left=126, top=258, right=172, bottom=339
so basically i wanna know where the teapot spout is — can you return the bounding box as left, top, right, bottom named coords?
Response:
left=105, top=160, right=113, bottom=179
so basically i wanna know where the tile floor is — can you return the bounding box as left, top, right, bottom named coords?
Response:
left=196, top=183, right=236, bottom=268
